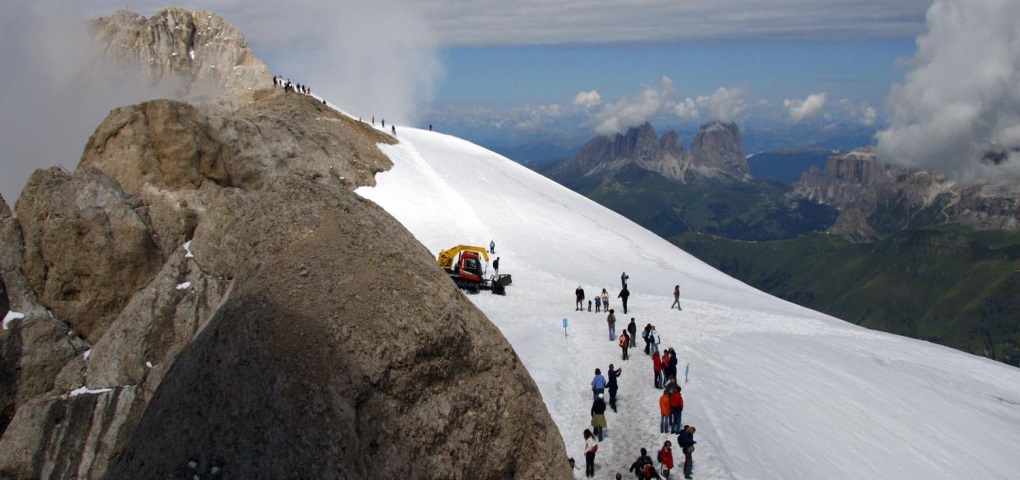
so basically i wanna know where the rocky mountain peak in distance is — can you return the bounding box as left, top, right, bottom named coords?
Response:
left=90, top=6, right=272, bottom=100
left=554, top=120, right=749, bottom=185
left=0, top=7, right=568, bottom=480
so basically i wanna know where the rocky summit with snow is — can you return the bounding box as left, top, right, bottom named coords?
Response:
left=0, top=7, right=567, bottom=480
left=4, top=6, right=1020, bottom=480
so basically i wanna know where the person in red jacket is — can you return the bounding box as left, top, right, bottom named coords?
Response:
left=652, top=351, right=663, bottom=389
left=668, top=387, right=684, bottom=434
left=658, top=440, right=675, bottom=479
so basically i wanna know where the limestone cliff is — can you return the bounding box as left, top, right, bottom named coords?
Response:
left=0, top=9, right=569, bottom=480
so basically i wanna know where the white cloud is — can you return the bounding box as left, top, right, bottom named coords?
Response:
left=838, top=99, right=879, bottom=126
left=784, top=93, right=828, bottom=123
left=573, top=90, right=602, bottom=109
left=674, top=87, right=748, bottom=123
left=675, top=98, right=700, bottom=120
left=591, top=77, right=673, bottom=135
left=876, top=0, right=1020, bottom=183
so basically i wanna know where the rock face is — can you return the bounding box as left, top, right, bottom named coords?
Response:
left=554, top=121, right=750, bottom=184
left=0, top=9, right=569, bottom=480
left=791, top=147, right=1020, bottom=239
left=91, top=7, right=272, bottom=99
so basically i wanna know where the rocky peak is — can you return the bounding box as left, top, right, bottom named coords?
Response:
left=91, top=7, right=272, bottom=100
left=689, top=121, right=750, bottom=178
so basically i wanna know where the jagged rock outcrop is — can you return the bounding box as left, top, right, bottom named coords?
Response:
left=791, top=147, right=1020, bottom=237
left=91, top=7, right=272, bottom=100
left=553, top=121, right=749, bottom=185
left=0, top=9, right=569, bottom=479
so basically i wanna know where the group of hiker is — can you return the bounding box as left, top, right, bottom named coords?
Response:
left=575, top=271, right=633, bottom=314
left=575, top=273, right=697, bottom=479
left=273, top=75, right=312, bottom=95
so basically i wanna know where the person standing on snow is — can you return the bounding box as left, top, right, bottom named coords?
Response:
left=575, top=286, right=585, bottom=311
left=595, top=294, right=602, bottom=313
left=591, top=393, right=608, bottom=441
left=618, top=286, right=630, bottom=314
left=669, top=386, right=684, bottom=434
left=629, top=448, right=654, bottom=479
left=658, top=389, right=671, bottom=434
left=677, top=425, right=697, bottom=479
left=652, top=350, right=663, bottom=389
left=628, top=318, right=638, bottom=348
left=606, top=309, right=617, bottom=340
left=607, top=364, right=623, bottom=412
left=619, top=331, right=630, bottom=360
left=658, top=440, right=675, bottom=479
left=583, top=429, right=599, bottom=478
left=489, top=240, right=495, bottom=254
left=621, top=271, right=629, bottom=288
left=666, top=347, right=679, bottom=382
left=591, top=368, right=607, bottom=400
left=493, top=257, right=500, bottom=276
left=671, top=285, right=682, bottom=310
left=602, top=288, right=610, bottom=311
left=649, top=326, right=661, bottom=356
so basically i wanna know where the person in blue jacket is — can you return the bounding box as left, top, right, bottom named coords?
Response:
left=676, top=425, right=697, bottom=479
left=591, top=368, right=607, bottom=400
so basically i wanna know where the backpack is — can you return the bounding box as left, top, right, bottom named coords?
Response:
left=619, top=336, right=627, bottom=347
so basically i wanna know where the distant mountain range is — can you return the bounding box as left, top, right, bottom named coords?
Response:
left=537, top=121, right=1020, bottom=366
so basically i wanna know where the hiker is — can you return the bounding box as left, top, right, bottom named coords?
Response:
left=661, top=350, right=672, bottom=385
left=666, top=348, right=679, bottom=382
left=576, top=286, right=585, bottom=311
left=658, top=441, right=675, bottom=479
left=653, top=351, right=663, bottom=389
left=649, top=327, right=661, bottom=356
left=607, top=309, right=617, bottom=340
left=619, top=331, right=630, bottom=360
left=595, top=294, right=602, bottom=312
left=493, top=257, right=500, bottom=276
left=602, top=288, right=610, bottom=311
left=391, top=125, right=396, bottom=135
left=676, top=425, right=697, bottom=479
left=584, top=429, right=599, bottom=478
left=591, top=368, right=606, bottom=400
left=629, top=448, right=655, bottom=479
left=591, top=393, right=608, bottom=441
left=642, top=324, right=652, bottom=354
left=372, top=115, right=375, bottom=125
left=607, top=364, right=622, bottom=412
left=490, top=240, right=495, bottom=253
left=669, top=386, right=684, bottom=434
left=659, top=389, right=671, bottom=433
left=619, top=286, right=630, bottom=314
left=589, top=300, right=593, bottom=312
left=671, top=285, right=682, bottom=310
left=429, top=123, right=433, bottom=131
left=382, top=119, right=385, bottom=128
left=621, top=271, right=629, bottom=288
left=628, top=318, right=638, bottom=347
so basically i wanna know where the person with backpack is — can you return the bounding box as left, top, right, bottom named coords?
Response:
left=618, top=286, right=631, bottom=314
left=619, top=331, right=630, bottom=360
left=669, top=386, right=684, bottom=434
left=607, top=309, right=617, bottom=340
left=677, top=425, right=697, bottom=479
left=652, top=351, right=663, bottom=389
left=657, top=440, right=675, bottom=479
left=583, top=429, right=599, bottom=478
left=658, top=390, right=671, bottom=433
left=591, top=393, right=608, bottom=441
left=628, top=448, right=656, bottom=479
left=595, top=294, right=602, bottom=313
left=576, top=286, right=585, bottom=311
left=607, top=364, right=623, bottom=412
left=591, top=368, right=607, bottom=400
left=671, top=285, right=682, bottom=310
left=627, top=318, right=637, bottom=347
left=642, top=324, right=652, bottom=354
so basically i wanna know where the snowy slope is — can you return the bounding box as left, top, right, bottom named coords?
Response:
left=356, top=126, right=1020, bottom=480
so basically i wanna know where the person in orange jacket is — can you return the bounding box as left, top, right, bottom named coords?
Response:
left=658, top=390, right=671, bottom=433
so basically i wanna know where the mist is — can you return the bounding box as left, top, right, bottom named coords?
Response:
left=1, top=0, right=443, bottom=206
left=876, top=0, right=1020, bottom=184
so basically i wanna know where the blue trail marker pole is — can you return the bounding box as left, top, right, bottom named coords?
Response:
left=562, top=318, right=569, bottom=337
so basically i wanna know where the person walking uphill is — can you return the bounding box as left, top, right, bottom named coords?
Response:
left=576, top=286, right=586, bottom=311
left=607, top=309, right=617, bottom=340
left=676, top=425, right=697, bottom=479
left=671, top=285, right=682, bottom=310
left=591, top=394, right=608, bottom=441
left=583, top=429, right=599, bottom=478
left=607, top=364, right=623, bottom=412
left=619, top=286, right=630, bottom=314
